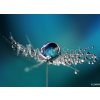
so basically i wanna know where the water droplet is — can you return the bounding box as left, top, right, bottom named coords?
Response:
left=91, top=62, right=94, bottom=64
left=88, top=61, right=91, bottom=64
left=74, top=69, right=79, bottom=74
left=12, top=45, right=14, bottom=48
left=81, top=59, right=84, bottom=62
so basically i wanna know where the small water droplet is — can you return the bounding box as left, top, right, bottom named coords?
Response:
left=88, top=61, right=91, bottom=64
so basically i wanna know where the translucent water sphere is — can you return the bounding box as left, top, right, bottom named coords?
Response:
left=41, top=42, right=61, bottom=60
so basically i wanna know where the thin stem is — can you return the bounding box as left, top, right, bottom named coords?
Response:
left=24, top=62, right=43, bottom=72
left=46, top=64, right=48, bottom=87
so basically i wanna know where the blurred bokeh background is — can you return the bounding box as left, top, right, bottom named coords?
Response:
left=0, top=14, right=100, bottom=87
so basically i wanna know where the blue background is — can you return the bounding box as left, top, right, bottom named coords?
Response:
left=0, top=14, right=100, bottom=87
